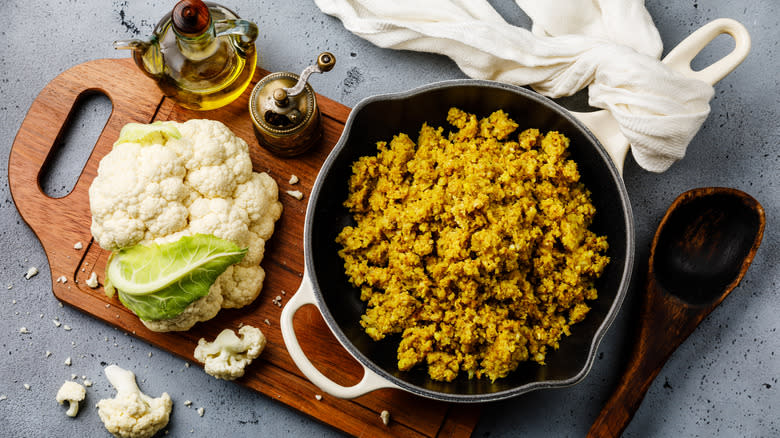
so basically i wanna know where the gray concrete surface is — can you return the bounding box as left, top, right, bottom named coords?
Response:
left=1, top=1, right=777, bottom=437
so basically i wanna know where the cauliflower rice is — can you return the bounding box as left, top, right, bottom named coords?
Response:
left=336, top=108, right=610, bottom=382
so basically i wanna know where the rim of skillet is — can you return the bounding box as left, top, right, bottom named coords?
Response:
left=302, top=79, right=635, bottom=403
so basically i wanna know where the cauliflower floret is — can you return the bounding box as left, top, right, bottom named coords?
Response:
left=218, top=265, right=265, bottom=309
left=55, top=381, right=86, bottom=417
left=194, top=326, right=266, bottom=380
left=188, top=197, right=251, bottom=246
left=90, top=119, right=283, bottom=332
left=242, top=230, right=266, bottom=265
left=177, top=119, right=253, bottom=197
left=90, top=143, right=188, bottom=251
left=234, top=173, right=283, bottom=225
left=97, top=365, right=172, bottom=438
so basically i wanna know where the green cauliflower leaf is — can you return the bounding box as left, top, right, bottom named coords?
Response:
left=114, top=121, right=181, bottom=147
left=105, top=234, right=247, bottom=321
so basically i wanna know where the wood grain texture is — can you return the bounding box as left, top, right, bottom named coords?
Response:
left=8, top=58, right=480, bottom=438
left=587, top=187, right=765, bottom=438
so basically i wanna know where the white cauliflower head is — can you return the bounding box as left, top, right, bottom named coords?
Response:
left=97, top=365, right=172, bottom=438
left=193, top=325, right=267, bottom=380
left=89, top=120, right=283, bottom=332
left=56, top=381, right=86, bottom=417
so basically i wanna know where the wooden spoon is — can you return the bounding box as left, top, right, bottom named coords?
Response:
left=588, top=187, right=765, bottom=438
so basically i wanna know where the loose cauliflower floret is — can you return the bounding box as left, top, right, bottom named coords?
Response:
left=56, top=381, right=86, bottom=418
left=90, top=120, right=283, bottom=332
left=194, top=325, right=267, bottom=380
left=97, top=365, right=172, bottom=438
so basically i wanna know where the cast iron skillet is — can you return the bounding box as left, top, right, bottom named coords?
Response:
left=280, top=19, right=750, bottom=402
left=283, top=80, right=634, bottom=403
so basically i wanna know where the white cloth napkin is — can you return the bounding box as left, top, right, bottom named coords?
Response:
left=314, top=0, right=715, bottom=172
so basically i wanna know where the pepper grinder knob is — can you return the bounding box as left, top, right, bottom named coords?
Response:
left=283, top=52, right=337, bottom=98
left=317, top=52, right=336, bottom=72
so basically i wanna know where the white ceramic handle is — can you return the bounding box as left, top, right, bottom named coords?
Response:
left=280, top=273, right=399, bottom=399
left=661, top=18, right=751, bottom=85
left=572, top=18, right=751, bottom=175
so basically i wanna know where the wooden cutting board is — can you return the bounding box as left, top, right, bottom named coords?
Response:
left=8, top=58, right=480, bottom=438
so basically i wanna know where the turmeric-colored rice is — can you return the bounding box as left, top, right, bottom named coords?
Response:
left=336, top=108, right=609, bottom=382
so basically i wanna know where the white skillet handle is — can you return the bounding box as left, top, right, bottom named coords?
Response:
left=661, top=18, right=751, bottom=84
left=280, top=272, right=399, bottom=399
left=572, top=18, right=751, bottom=175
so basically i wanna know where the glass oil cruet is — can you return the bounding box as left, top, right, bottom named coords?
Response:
left=113, top=0, right=258, bottom=111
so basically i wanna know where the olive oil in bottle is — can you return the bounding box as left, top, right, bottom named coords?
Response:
left=114, top=0, right=258, bottom=111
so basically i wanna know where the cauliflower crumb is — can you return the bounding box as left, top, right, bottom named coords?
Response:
left=45, top=351, right=52, bottom=357
left=315, top=394, right=322, bottom=401
left=24, top=267, right=38, bottom=280
left=63, top=325, right=72, bottom=331
left=380, top=410, right=391, bottom=426
left=285, top=189, right=304, bottom=200
left=56, top=381, right=86, bottom=417
left=337, top=112, right=610, bottom=382
left=193, top=325, right=266, bottom=380
left=65, top=357, right=72, bottom=366
left=53, top=320, right=62, bottom=327
left=97, top=365, right=172, bottom=438
left=56, top=276, right=68, bottom=284
left=84, top=380, right=93, bottom=387
left=0, top=395, right=6, bottom=401
left=23, top=384, right=31, bottom=390
left=74, top=242, right=83, bottom=250
left=184, top=400, right=192, bottom=407
left=197, top=407, right=205, bottom=417
left=85, top=272, right=99, bottom=288
left=19, top=327, right=30, bottom=334
left=288, top=174, right=299, bottom=185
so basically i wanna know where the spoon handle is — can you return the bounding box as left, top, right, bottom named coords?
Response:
left=587, top=278, right=708, bottom=438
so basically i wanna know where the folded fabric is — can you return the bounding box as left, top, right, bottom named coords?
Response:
left=315, top=0, right=714, bottom=172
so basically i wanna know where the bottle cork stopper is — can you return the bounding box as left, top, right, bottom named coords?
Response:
left=172, top=0, right=211, bottom=37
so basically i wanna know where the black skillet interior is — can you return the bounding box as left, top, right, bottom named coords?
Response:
left=306, top=81, right=633, bottom=402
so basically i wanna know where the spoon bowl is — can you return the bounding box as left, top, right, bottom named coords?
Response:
left=588, top=187, right=765, bottom=437
left=653, top=190, right=764, bottom=306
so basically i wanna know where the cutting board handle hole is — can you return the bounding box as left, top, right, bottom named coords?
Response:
left=40, top=92, right=112, bottom=198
